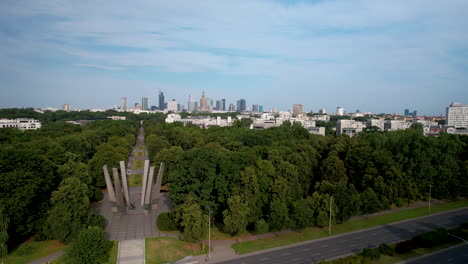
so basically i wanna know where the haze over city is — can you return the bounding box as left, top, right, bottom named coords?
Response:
left=1, top=0, right=467, bottom=115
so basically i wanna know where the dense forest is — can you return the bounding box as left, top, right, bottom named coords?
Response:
left=145, top=120, right=468, bottom=239
left=0, top=109, right=145, bottom=249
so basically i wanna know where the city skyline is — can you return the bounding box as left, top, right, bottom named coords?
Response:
left=1, top=1, right=468, bottom=115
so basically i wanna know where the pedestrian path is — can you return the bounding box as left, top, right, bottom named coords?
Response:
left=118, top=239, right=145, bottom=264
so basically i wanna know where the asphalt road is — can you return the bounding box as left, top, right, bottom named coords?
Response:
left=218, top=207, right=468, bottom=264
left=402, top=244, right=468, bottom=264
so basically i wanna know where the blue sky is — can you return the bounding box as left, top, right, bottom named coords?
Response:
left=1, top=0, right=467, bottom=115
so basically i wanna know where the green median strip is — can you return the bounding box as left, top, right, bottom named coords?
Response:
left=232, top=199, right=468, bottom=255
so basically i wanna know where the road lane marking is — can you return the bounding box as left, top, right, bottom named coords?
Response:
left=291, top=258, right=300, bottom=261
left=354, top=236, right=361, bottom=239
left=281, top=252, right=291, bottom=256
left=259, top=258, right=269, bottom=261
left=311, top=253, right=320, bottom=256
left=320, top=244, right=328, bottom=247
left=303, top=248, right=310, bottom=251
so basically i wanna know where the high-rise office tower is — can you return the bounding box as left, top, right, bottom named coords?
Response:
left=194, top=102, right=199, bottom=111
left=188, top=95, right=195, bottom=112
left=259, top=105, right=264, bottom=112
left=215, top=100, right=222, bottom=111
left=229, top=103, right=236, bottom=111
left=412, top=110, right=418, bottom=117
left=236, top=99, right=246, bottom=112
left=142, top=97, right=149, bottom=110
left=167, top=99, right=177, bottom=111
left=221, top=99, right=226, bottom=111
left=199, top=91, right=209, bottom=111
left=252, top=104, right=259, bottom=112
left=446, top=102, right=468, bottom=128
left=121, top=97, right=128, bottom=112
left=293, top=104, right=303, bottom=116
left=404, top=109, right=410, bottom=116
left=158, top=91, right=165, bottom=110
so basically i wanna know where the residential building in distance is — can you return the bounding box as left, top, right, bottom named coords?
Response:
left=252, top=104, right=260, bottom=112
left=158, top=91, right=165, bottom=110
left=142, top=97, right=149, bottom=110
left=62, top=104, right=70, bottom=111
left=0, top=118, right=41, bottom=130
left=293, top=104, right=303, bottom=116
left=167, top=99, right=177, bottom=111
left=336, top=107, right=345, bottom=116
left=367, top=119, right=385, bottom=131
left=446, top=102, right=468, bottom=128
left=229, top=103, right=236, bottom=111
left=384, top=120, right=412, bottom=131
left=319, top=108, right=326, bottom=114
left=165, top=114, right=233, bottom=128
left=121, top=97, right=128, bottom=111
left=336, top=119, right=365, bottom=136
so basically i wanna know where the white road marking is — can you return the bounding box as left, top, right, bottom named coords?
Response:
left=259, top=258, right=269, bottom=261
left=355, top=236, right=361, bottom=239
left=291, top=258, right=300, bottom=261
left=281, top=252, right=291, bottom=256
left=320, top=244, right=328, bottom=247
left=311, top=253, right=320, bottom=256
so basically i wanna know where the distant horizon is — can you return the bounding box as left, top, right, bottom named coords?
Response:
left=1, top=1, right=467, bottom=116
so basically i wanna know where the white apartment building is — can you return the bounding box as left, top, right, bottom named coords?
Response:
left=0, top=118, right=41, bottom=130
left=336, top=107, right=345, bottom=116
left=167, top=100, right=178, bottom=112
left=367, top=119, right=385, bottom=131
left=309, top=115, right=330, bottom=122
left=384, top=120, right=412, bottom=131
left=336, top=119, right=365, bottom=136
left=446, top=102, right=468, bottom=128
left=165, top=114, right=233, bottom=128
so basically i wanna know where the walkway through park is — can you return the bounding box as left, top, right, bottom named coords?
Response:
left=94, top=125, right=176, bottom=263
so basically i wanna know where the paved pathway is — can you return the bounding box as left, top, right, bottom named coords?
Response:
left=118, top=239, right=145, bottom=264
left=26, top=251, right=64, bottom=264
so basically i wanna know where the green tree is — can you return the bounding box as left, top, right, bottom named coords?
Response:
left=0, top=208, right=9, bottom=261
left=268, top=199, right=290, bottom=231
left=223, top=195, right=250, bottom=236
left=320, top=155, right=347, bottom=183
left=43, top=178, right=98, bottom=243
left=175, top=196, right=207, bottom=242
left=290, top=199, right=314, bottom=230
left=64, top=226, right=113, bottom=264
left=360, top=187, right=382, bottom=214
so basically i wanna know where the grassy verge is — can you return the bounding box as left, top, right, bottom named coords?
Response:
left=104, top=241, right=119, bottom=264
left=134, top=151, right=146, bottom=158
left=128, top=173, right=143, bottom=187
left=145, top=237, right=208, bottom=264
left=232, top=199, right=468, bottom=254
left=4, top=240, right=67, bottom=264
left=132, top=159, right=144, bottom=170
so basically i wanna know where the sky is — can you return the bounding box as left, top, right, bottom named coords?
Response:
left=1, top=0, right=467, bottom=115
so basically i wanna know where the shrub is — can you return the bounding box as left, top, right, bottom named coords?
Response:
left=16, top=244, right=34, bottom=256
left=394, top=198, right=405, bottom=208
left=360, top=248, right=380, bottom=260
left=415, top=228, right=451, bottom=248
left=64, top=227, right=113, bottom=264
left=88, top=213, right=106, bottom=229
left=157, top=212, right=177, bottom=231
left=378, top=243, right=395, bottom=256
left=255, top=219, right=269, bottom=235
left=395, top=239, right=419, bottom=254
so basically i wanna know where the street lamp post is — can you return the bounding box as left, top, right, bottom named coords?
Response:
left=329, top=196, right=333, bottom=236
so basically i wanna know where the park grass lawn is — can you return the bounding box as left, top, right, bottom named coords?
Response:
left=4, top=240, right=67, bottom=264
left=104, top=240, right=119, bottom=264
left=232, top=199, right=468, bottom=254
left=145, top=237, right=207, bottom=264
left=134, top=151, right=146, bottom=158
left=132, top=159, right=144, bottom=170
left=129, top=173, right=143, bottom=187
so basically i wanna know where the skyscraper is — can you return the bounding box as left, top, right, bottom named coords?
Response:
left=236, top=99, right=246, bottom=112
left=221, top=99, right=226, bottom=111
left=229, top=103, right=236, bottom=111
left=199, top=91, right=209, bottom=111
left=259, top=105, right=264, bottom=112
left=142, top=97, right=149, bottom=110
left=252, top=104, right=259, bottom=112
left=404, top=109, right=410, bottom=116
left=188, top=95, right=195, bottom=112
left=167, top=99, right=177, bottom=111
left=215, top=100, right=222, bottom=111
left=121, top=97, right=128, bottom=112
left=158, top=91, right=165, bottom=110
left=293, top=104, right=303, bottom=116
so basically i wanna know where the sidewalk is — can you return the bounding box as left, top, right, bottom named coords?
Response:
left=117, top=239, right=145, bottom=264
